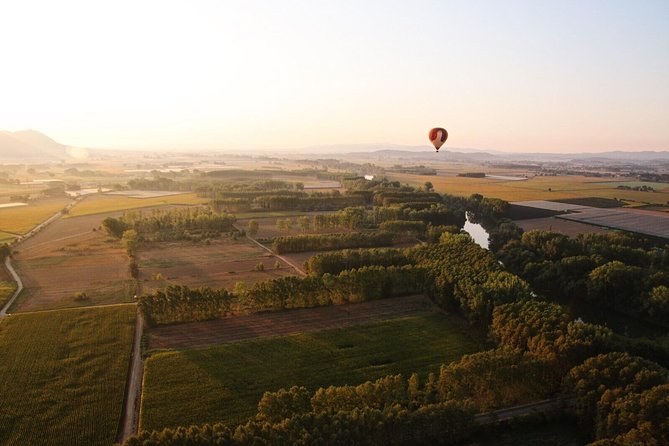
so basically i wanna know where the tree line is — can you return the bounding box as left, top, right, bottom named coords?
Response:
left=102, top=208, right=236, bottom=243
left=304, top=248, right=412, bottom=276
left=139, top=265, right=424, bottom=326
left=272, top=231, right=395, bottom=254
left=124, top=380, right=474, bottom=446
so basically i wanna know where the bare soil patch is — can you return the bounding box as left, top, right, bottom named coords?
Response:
left=138, top=238, right=296, bottom=293
left=515, top=217, right=609, bottom=237
left=148, top=294, right=433, bottom=349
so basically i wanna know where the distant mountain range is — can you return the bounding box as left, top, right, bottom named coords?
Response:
left=0, top=130, right=68, bottom=160
left=296, top=144, right=669, bottom=165
left=1, top=130, right=667, bottom=165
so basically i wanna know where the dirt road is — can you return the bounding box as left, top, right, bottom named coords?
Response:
left=118, top=309, right=144, bottom=442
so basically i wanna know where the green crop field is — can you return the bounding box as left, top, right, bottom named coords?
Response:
left=67, top=193, right=207, bottom=217
left=0, top=197, right=71, bottom=235
left=592, top=180, right=669, bottom=190
left=0, top=280, right=16, bottom=307
left=140, top=312, right=485, bottom=431
left=0, top=305, right=136, bottom=446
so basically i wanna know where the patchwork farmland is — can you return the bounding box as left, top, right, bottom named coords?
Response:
left=140, top=311, right=485, bottom=431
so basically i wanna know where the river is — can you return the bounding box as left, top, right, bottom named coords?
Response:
left=463, top=215, right=490, bottom=250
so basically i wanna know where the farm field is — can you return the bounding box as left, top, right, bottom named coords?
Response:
left=148, top=294, right=433, bottom=349
left=67, top=192, right=206, bottom=217
left=0, top=183, right=47, bottom=202
left=12, top=214, right=134, bottom=312
left=0, top=305, right=136, bottom=446
left=138, top=237, right=296, bottom=293
left=388, top=172, right=669, bottom=205
left=515, top=217, right=610, bottom=237
left=593, top=180, right=669, bottom=190
left=140, top=312, right=485, bottom=431
left=0, top=196, right=71, bottom=235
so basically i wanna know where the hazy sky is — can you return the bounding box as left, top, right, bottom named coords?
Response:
left=1, top=0, right=668, bottom=152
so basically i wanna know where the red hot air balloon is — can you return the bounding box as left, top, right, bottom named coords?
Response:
left=429, top=127, right=448, bottom=152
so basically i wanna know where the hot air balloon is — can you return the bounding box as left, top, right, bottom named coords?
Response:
left=429, top=127, right=448, bottom=152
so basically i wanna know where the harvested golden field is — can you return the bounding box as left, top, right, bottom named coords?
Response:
left=389, top=173, right=669, bottom=205
left=67, top=192, right=206, bottom=217
left=138, top=237, right=297, bottom=293
left=12, top=214, right=135, bottom=312
left=0, top=197, right=71, bottom=235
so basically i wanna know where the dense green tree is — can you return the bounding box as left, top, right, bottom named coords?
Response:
left=272, top=231, right=395, bottom=254
left=102, top=216, right=128, bottom=238
left=560, top=352, right=668, bottom=426
left=587, top=261, right=643, bottom=311
left=599, top=383, right=669, bottom=443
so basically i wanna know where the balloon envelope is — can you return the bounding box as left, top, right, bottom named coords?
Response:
left=429, top=127, right=448, bottom=152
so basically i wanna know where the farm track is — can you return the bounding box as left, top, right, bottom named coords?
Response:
left=119, top=309, right=144, bottom=443
left=236, top=224, right=306, bottom=275
left=148, top=295, right=433, bottom=350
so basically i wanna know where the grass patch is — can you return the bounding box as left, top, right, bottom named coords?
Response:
left=593, top=180, right=669, bottom=190
left=24, top=256, right=70, bottom=267
left=138, top=258, right=186, bottom=268
left=0, top=280, right=17, bottom=307
left=0, top=232, right=17, bottom=243
left=140, top=312, right=485, bottom=431
left=0, top=305, right=136, bottom=446
left=67, top=193, right=207, bottom=217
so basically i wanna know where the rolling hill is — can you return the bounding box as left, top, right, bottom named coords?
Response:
left=0, top=130, right=68, bottom=160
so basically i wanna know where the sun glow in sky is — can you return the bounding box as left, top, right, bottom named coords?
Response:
left=1, top=0, right=668, bottom=152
